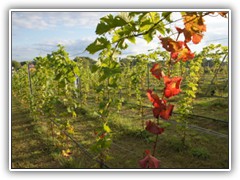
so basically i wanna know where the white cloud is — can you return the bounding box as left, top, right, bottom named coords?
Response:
left=120, top=37, right=160, bottom=58
left=12, top=12, right=51, bottom=30
left=12, top=12, right=113, bottom=30
left=12, top=37, right=98, bottom=61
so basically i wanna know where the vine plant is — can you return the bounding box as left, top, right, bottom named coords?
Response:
left=26, top=45, right=80, bottom=158
left=86, top=11, right=227, bottom=168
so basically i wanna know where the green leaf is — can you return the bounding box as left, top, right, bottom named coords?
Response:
left=96, top=14, right=128, bottom=35
left=112, top=33, right=121, bottom=43
left=67, top=107, right=71, bottom=113
left=149, top=12, right=160, bottom=23
left=103, top=123, right=111, bottom=133
left=162, top=12, right=172, bottom=23
left=91, top=64, right=99, bottom=73
left=118, top=12, right=132, bottom=23
left=86, top=37, right=111, bottom=54
left=73, top=66, right=80, bottom=76
left=143, top=29, right=155, bottom=43
left=72, top=111, right=77, bottom=117
left=54, top=73, right=62, bottom=81
left=139, top=19, right=152, bottom=32
left=118, top=39, right=128, bottom=50
left=188, top=91, right=196, bottom=98
left=192, top=86, right=197, bottom=91
left=127, top=36, right=136, bottom=44
left=156, top=24, right=166, bottom=35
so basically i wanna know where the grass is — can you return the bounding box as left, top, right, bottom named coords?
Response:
left=11, top=98, right=61, bottom=169
left=192, top=97, right=229, bottom=121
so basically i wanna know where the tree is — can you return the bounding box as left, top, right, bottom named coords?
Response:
left=12, top=60, right=21, bottom=70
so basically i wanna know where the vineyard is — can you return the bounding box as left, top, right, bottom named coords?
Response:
left=11, top=11, right=229, bottom=169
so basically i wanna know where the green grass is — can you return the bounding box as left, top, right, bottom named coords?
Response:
left=192, top=97, right=229, bottom=121
left=11, top=99, right=61, bottom=169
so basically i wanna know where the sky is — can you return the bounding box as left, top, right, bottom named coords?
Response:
left=11, top=11, right=229, bottom=62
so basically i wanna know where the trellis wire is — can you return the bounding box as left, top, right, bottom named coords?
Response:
left=49, top=118, right=110, bottom=168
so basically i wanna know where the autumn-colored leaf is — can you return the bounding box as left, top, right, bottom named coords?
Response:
left=153, top=103, right=174, bottom=120
left=183, top=29, right=192, bottom=43
left=139, top=150, right=160, bottom=168
left=164, top=76, right=182, bottom=98
left=145, top=120, right=164, bottom=135
left=175, top=26, right=183, bottom=34
left=159, top=36, right=194, bottom=62
left=218, top=12, right=228, bottom=18
left=146, top=89, right=162, bottom=108
left=182, top=12, right=206, bottom=44
left=159, top=36, right=184, bottom=53
left=159, top=104, right=174, bottom=120
left=192, top=33, right=203, bottom=44
left=150, top=63, right=165, bottom=80
left=173, top=47, right=195, bottom=62
left=99, top=132, right=107, bottom=139
left=62, top=149, right=72, bottom=158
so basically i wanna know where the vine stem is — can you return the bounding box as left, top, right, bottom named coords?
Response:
left=152, top=117, right=160, bottom=156
left=112, top=12, right=172, bottom=46
left=152, top=134, right=159, bottom=156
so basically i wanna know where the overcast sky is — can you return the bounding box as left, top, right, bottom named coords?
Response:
left=11, top=11, right=229, bottom=62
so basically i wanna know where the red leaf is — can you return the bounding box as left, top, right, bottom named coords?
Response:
left=148, top=155, right=160, bottom=168
left=152, top=107, right=161, bottom=118
left=150, top=63, right=165, bottom=80
left=175, top=26, right=183, bottom=34
left=182, top=13, right=206, bottom=44
left=218, top=12, right=228, bottom=18
left=164, top=76, right=182, bottom=98
left=159, top=104, right=174, bottom=120
left=146, top=89, right=162, bottom=108
left=183, top=29, right=192, bottom=43
left=145, top=149, right=151, bottom=155
left=176, top=48, right=195, bottom=62
left=147, top=89, right=173, bottom=120
left=99, top=132, right=107, bottom=139
left=153, top=104, right=174, bottom=120
left=159, top=36, right=194, bottom=62
left=192, top=33, right=203, bottom=44
left=159, top=36, right=183, bottom=53
left=171, top=52, right=179, bottom=59
left=139, top=150, right=160, bottom=168
left=145, top=120, right=164, bottom=135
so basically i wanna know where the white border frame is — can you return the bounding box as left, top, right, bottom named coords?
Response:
left=9, top=9, right=231, bottom=172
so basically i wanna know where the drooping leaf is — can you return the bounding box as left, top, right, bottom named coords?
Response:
left=150, top=63, right=165, bottom=80
left=86, top=37, right=111, bottom=54
left=182, top=12, right=207, bottom=44
left=96, top=14, right=128, bottom=35
left=145, top=120, right=164, bottom=135
left=127, top=36, right=136, bottom=44
left=143, top=29, right=155, bottom=43
left=139, top=150, right=160, bottom=168
left=162, top=12, right=172, bottom=23
left=192, top=33, right=203, bottom=44
left=103, top=123, right=111, bottom=133
left=163, top=76, right=183, bottom=98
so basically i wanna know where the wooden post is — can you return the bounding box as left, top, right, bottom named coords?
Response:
left=27, top=63, right=33, bottom=96
left=27, top=63, right=33, bottom=111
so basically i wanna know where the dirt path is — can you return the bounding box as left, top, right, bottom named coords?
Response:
left=11, top=99, right=61, bottom=169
